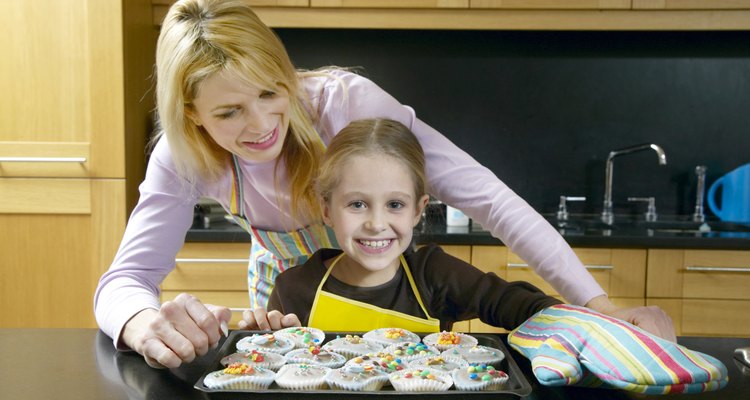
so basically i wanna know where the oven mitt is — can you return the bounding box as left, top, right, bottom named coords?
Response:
left=508, top=304, right=728, bottom=395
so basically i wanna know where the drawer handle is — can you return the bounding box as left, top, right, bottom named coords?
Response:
left=507, top=263, right=613, bottom=270
left=686, top=266, right=750, bottom=273
left=0, top=156, right=87, bottom=163
left=176, top=258, right=248, bottom=264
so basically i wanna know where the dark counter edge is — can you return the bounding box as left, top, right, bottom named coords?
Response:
left=186, top=220, right=750, bottom=250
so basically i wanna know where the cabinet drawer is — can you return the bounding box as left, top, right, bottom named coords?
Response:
left=0, top=178, right=91, bottom=214
left=506, top=248, right=646, bottom=298
left=162, top=243, right=251, bottom=291
left=648, top=298, right=750, bottom=337
left=647, top=249, right=750, bottom=300
left=161, top=290, right=250, bottom=328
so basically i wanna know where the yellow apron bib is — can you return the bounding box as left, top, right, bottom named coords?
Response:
left=307, top=254, right=440, bottom=333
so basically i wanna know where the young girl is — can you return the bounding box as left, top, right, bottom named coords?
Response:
left=267, top=119, right=561, bottom=331
left=94, top=0, right=673, bottom=368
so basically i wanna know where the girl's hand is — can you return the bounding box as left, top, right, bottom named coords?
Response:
left=586, top=295, right=677, bottom=342
left=237, top=307, right=300, bottom=330
left=121, top=293, right=231, bottom=369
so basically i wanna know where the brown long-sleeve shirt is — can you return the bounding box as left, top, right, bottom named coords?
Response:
left=268, top=244, right=561, bottom=331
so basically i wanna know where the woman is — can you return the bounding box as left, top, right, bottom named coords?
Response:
left=94, top=0, right=674, bottom=369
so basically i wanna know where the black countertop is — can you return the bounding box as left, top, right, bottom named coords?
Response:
left=186, top=216, right=750, bottom=250
left=3, top=329, right=747, bottom=400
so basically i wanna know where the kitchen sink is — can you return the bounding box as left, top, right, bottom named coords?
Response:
left=547, top=215, right=750, bottom=237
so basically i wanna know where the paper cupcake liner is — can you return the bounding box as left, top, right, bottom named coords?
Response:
left=326, top=369, right=390, bottom=392
left=274, top=364, right=332, bottom=390
left=389, top=368, right=453, bottom=392
left=451, top=365, right=510, bottom=391
left=203, top=371, right=276, bottom=390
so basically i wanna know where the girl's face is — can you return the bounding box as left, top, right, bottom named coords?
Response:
left=190, top=70, right=290, bottom=164
left=323, top=154, right=429, bottom=286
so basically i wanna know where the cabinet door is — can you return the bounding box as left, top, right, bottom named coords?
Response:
left=0, top=0, right=124, bottom=179
left=162, top=243, right=252, bottom=327
left=471, top=0, right=630, bottom=9
left=507, top=248, right=646, bottom=299
left=633, top=0, right=750, bottom=9
left=0, top=180, right=125, bottom=328
left=312, top=0, right=468, bottom=7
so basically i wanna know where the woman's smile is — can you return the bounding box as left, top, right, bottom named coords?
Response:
left=243, top=125, right=279, bottom=151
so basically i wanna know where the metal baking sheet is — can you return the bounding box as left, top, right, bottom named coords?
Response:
left=194, top=330, right=532, bottom=398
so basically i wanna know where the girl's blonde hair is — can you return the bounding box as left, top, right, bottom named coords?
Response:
left=316, top=119, right=427, bottom=204
left=155, top=0, right=324, bottom=221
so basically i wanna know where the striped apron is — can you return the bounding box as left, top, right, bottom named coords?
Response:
left=229, top=155, right=338, bottom=309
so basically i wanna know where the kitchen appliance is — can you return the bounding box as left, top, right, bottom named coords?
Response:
left=708, top=163, right=750, bottom=222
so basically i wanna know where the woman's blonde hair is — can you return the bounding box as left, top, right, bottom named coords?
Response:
left=316, top=119, right=427, bottom=205
left=155, top=0, right=324, bottom=221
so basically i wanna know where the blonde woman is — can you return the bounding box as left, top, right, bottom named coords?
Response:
left=94, top=0, right=674, bottom=369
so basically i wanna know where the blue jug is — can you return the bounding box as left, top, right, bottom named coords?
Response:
left=707, top=163, right=750, bottom=222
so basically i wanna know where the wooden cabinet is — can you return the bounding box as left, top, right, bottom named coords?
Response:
left=647, top=249, right=750, bottom=337
left=151, top=1, right=750, bottom=30
left=162, top=243, right=253, bottom=328
left=468, top=246, right=646, bottom=333
left=0, top=0, right=153, bottom=328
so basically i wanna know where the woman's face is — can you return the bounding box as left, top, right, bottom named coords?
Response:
left=190, top=70, right=290, bottom=163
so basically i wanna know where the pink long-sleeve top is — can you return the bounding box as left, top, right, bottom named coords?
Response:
left=94, top=70, right=604, bottom=346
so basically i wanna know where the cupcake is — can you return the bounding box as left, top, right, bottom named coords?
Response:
left=274, top=363, right=331, bottom=390
left=322, top=334, right=383, bottom=360
left=285, top=345, right=346, bottom=368
left=408, top=355, right=469, bottom=374
left=203, top=362, right=276, bottom=390
left=274, top=327, right=326, bottom=349
left=363, top=328, right=420, bottom=346
left=389, top=368, right=453, bottom=392
left=441, top=345, right=505, bottom=367
left=220, top=350, right=286, bottom=372
left=451, top=363, right=509, bottom=391
left=384, top=342, right=440, bottom=363
left=345, top=352, right=410, bottom=374
left=422, top=331, right=478, bottom=351
left=326, top=364, right=390, bottom=391
left=236, top=333, right=294, bottom=355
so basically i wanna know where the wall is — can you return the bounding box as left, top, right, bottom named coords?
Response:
left=277, top=29, right=750, bottom=218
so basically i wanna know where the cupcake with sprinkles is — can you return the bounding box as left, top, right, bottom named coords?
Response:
left=274, top=327, right=325, bottom=349
left=236, top=333, right=294, bottom=355
left=451, top=363, right=509, bottom=391
left=220, top=350, right=286, bottom=372
left=322, top=334, right=383, bottom=360
left=389, top=368, right=453, bottom=392
left=274, top=363, right=332, bottom=390
left=422, top=331, right=478, bottom=351
left=326, top=364, right=390, bottom=391
left=363, top=328, right=420, bottom=347
left=285, top=345, right=346, bottom=368
left=384, top=342, right=440, bottom=363
left=202, top=362, right=276, bottom=390
left=345, top=351, right=410, bottom=374
left=441, top=345, right=505, bottom=367
left=408, top=355, right=469, bottom=374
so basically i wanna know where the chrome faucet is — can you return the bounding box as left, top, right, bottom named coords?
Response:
left=692, top=165, right=707, bottom=223
left=601, top=143, right=667, bottom=225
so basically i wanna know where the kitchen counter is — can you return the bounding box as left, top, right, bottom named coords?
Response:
left=186, top=218, right=750, bottom=250
left=3, top=329, right=747, bottom=400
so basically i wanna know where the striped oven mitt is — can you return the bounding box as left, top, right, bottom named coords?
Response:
left=508, top=304, right=728, bottom=395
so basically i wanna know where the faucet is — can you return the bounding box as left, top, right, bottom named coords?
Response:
left=692, top=165, right=707, bottom=223
left=601, top=143, right=667, bottom=225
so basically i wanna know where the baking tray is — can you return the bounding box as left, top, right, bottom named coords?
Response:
left=194, top=330, right=532, bottom=398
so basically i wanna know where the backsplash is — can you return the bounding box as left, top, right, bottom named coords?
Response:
left=277, top=29, right=750, bottom=218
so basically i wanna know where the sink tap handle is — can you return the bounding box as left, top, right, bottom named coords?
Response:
left=557, top=196, right=586, bottom=222
left=693, top=165, right=707, bottom=223
left=628, top=197, right=658, bottom=222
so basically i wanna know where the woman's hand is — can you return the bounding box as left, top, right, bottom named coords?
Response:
left=237, top=307, right=300, bottom=330
left=121, top=293, right=231, bottom=369
left=586, top=295, right=677, bottom=342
